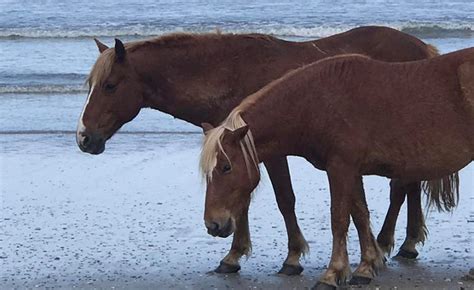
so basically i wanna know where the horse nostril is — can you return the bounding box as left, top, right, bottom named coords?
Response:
left=81, top=134, right=90, bottom=147
left=209, top=222, right=219, bottom=231
left=206, top=221, right=220, bottom=235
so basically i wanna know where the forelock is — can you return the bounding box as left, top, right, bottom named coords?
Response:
left=86, top=49, right=115, bottom=88
left=199, top=110, right=259, bottom=181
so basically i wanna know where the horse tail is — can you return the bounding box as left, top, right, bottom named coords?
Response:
left=422, top=172, right=460, bottom=212
left=426, top=44, right=440, bottom=58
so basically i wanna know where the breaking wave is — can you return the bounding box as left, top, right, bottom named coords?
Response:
left=400, top=24, right=473, bottom=39
left=0, top=73, right=88, bottom=94
left=0, top=85, right=88, bottom=94
left=1, top=23, right=472, bottom=40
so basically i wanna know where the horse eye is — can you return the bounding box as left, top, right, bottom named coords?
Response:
left=222, top=164, right=232, bottom=174
left=104, top=83, right=116, bottom=91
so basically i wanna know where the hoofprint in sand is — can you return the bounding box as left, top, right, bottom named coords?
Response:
left=0, top=133, right=472, bottom=289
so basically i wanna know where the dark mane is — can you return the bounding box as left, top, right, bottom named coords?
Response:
left=87, top=31, right=279, bottom=88
left=126, top=32, right=279, bottom=52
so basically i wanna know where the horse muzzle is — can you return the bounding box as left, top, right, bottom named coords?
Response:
left=205, top=218, right=235, bottom=238
left=76, top=131, right=105, bottom=155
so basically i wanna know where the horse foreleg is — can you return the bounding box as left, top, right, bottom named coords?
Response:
left=215, top=211, right=251, bottom=273
left=314, top=159, right=352, bottom=289
left=264, top=157, right=308, bottom=275
left=350, top=176, right=385, bottom=285
left=396, top=182, right=426, bottom=259
left=376, top=179, right=406, bottom=255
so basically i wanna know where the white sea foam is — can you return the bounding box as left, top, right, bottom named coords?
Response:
left=0, top=85, right=87, bottom=94
left=0, top=23, right=472, bottom=39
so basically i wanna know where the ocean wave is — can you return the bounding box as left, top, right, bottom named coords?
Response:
left=0, top=85, right=88, bottom=94
left=0, top=26, right=179, bottom=39
left=0, top=72, right=86, bottom=83
left=0, top=73, right=89, bottom=94
left=0, top=23, right=472, bottom=40
left=400, top=24, right=474, bottom=38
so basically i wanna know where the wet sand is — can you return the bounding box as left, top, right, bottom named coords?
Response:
left=1, top=133, right=473, bottom=289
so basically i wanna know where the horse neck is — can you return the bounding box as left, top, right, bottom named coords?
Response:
left=239, top=71, right=324, bottom=162
left=130, top=35, right=323, bottom=126
left=238, top=57, right=361, bottom=166
left=241, top=109, right=297, bottom=163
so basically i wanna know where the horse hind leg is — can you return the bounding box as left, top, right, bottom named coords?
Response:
left=215, top=211, right=251, bottom=273
left=396, top=182, right=427, bottom=259
left=376, top=179, right=406, bottom=256
left=395, top=172, right=463, bottom=261
left=265, top=158, right=308, bottom=276
left=396, top=172, right=461, bottom=259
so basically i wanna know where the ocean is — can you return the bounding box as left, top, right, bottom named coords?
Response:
left=0, top=0, right=473, bottom=134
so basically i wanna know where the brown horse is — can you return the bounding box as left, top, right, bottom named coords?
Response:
left=200, top=48, right=474, bottom=289
left=76, top=26, right=452, bottom=274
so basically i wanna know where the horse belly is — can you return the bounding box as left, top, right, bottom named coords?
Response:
left=382, top=142, right=472, bottom=181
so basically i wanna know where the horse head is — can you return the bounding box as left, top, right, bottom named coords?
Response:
left=77, top=38, right=145, bottom=154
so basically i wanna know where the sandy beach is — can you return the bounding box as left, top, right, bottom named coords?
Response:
left=1, top=132, right=472, bottom=289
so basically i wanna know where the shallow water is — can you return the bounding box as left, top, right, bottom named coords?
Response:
left=0, top=1, right=473, bottom=133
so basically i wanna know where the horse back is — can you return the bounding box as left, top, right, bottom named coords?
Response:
left=361, top=52, right=474, bottom=176
left=306, top=52, right=473, bottom=178
left=313, top=26, right=437, bottom=61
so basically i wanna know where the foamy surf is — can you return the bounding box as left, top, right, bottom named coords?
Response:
left=0, top=85, right=88, bottom=94
left=0, top=23, right=472, bottom=39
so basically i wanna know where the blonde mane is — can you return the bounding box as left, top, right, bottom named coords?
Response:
left=200, top=109, right=259, bottom=180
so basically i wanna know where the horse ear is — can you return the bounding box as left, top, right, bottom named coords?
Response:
left=94, top=38, right=108, bottom=53
left=114, top=38, right=126, bottom=61
left=227, top=125, right=249, bottom=142
left=201, top=123, right=214, bottom=135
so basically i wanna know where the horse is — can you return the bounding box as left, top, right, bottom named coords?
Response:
left=76, top=26, right=453, bottom=275
left=199, top=47, right=474, bottom=289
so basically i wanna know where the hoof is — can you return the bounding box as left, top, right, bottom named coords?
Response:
left=395, top=248, right=418, bottom=259
left=214, top=261, right=241, bottom=274
left=349, top=275, right=372, bottom=285
left=311, top=282, right=336, bottom=290
left=278, top=263, right=303, bottom=276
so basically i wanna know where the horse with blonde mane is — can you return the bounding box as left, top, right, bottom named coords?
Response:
left=77, top=26, right=453, bottom=274
left=200, top=48, right=474, bottom=289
